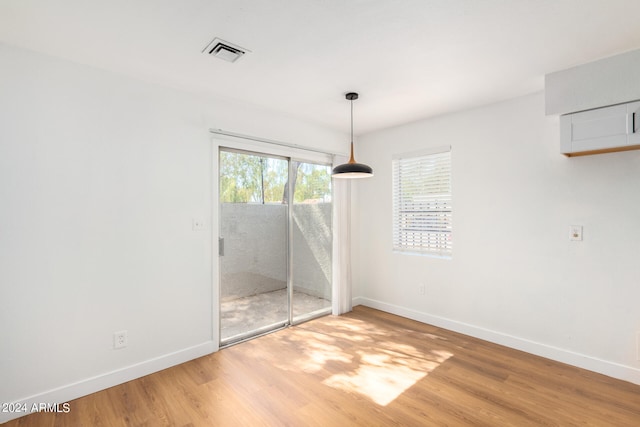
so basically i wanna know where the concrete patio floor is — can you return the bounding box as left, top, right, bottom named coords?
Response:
left=220, top=289, right=330, bottom=341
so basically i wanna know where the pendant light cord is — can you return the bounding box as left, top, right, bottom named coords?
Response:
left=348, top=96, right=355, bottom=163
left=351, top=97, right=354, bottom=144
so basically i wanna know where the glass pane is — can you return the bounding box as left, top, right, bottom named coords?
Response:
left=219, top=149, right=289, bottom=344
left=219, top=151, right=263, bottom=203
left=291, top=161, right=332, bottom=321
left=263, top=157, right=288, bottom=203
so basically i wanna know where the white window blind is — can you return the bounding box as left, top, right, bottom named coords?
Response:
left=392, top=147, right=452, bottom=256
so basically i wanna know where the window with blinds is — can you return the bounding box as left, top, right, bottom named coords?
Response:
left=392, top=147, right=452, bottom=257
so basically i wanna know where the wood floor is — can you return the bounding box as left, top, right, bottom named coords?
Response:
left=6, top=306, right=640, bottom=426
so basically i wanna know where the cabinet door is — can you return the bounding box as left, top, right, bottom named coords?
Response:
left=560, top=104, right=629, bottom=155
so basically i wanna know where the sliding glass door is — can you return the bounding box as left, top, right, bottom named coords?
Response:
left=291, top=161, right=332, bottom=322
left=219, top=147, right=332, bottom=346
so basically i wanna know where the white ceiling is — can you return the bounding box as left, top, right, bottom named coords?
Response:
left=2, top=0, right=640, bottom=135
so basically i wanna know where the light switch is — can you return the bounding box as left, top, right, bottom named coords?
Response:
left=569, top=225, right=583, bottom=241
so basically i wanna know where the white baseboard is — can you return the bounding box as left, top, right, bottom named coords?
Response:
left=353, top=297, right=640, bottom=386
left=1, top=341, right=216, bottom=424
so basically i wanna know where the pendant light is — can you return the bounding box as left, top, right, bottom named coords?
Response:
left=332, top=92, right=373, bottom=179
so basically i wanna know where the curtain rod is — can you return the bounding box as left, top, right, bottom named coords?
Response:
left=209, top=128, right=343, bottom=157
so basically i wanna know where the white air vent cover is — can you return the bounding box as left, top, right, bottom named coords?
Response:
left=202, top=38, right=249, bottom=63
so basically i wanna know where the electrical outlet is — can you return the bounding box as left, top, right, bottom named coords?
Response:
left=114, top=330, right=128, bottom=349
left=192, top=218, right=204, bottom=231
left=419, top=284, right=425, bottom=295
left=637, top=332, right=640, bottom=361
left=569, top=225, right=583, bottom=241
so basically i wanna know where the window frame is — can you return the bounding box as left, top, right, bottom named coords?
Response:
left=392, top=146, right=452, bottom=258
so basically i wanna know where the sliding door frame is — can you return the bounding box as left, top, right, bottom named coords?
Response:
left=214, top=133, right=334, bottom=347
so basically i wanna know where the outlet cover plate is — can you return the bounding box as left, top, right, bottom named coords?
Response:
left=192, top=218, right=205, bottom=231
left=569, top=225, right=583, bottom=241
left=114, top=330, right=128, bottom=349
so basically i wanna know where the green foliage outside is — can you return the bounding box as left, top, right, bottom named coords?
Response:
left=220, top=150, right=331, bottom=204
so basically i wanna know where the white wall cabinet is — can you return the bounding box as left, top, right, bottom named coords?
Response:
left=560, top=101, right=640, bottom=156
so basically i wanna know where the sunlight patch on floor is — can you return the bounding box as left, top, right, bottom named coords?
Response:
left=247, top=315, right=454, bottom=406
left=296, top=338, right=354, bottom=372
left=323, top=348, right=453, bottom=406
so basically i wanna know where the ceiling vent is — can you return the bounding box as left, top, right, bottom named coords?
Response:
left=202, top=38, right=249, bottom=63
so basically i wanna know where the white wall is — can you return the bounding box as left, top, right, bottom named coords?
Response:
left=353, top=92, right=640, bottom=384
left=0, top=43, right=345, bottom=422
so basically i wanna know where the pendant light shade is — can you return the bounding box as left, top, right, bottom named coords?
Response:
left=332, top=92, right=373, bottom=179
